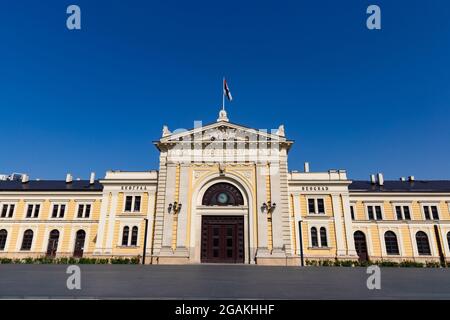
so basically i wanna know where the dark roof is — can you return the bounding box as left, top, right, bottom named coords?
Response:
left=349, top=180, right=450, bottom=193
left=0, top=180, right=103, bottom=192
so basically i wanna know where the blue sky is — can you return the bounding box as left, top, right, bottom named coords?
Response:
left=1, top=0, right=449, bottom=180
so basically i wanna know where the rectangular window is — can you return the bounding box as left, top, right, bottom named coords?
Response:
left=307, top=198, right=325, bottom=215
left=125, top=196, right=133, bottom=212
left=52, top=205, right=58, bottom=218
left=350, top=206, right=355, bottom=220
left=124, top=196, right=142, bottom=213
left=403, top=206, right=411, bottom=220
left=395, top=206, right=402, bottom=220
left=1, top=205, right=7, bottom=218
left=26, top=204, right=40, bottom=218
left=367, top=205, right=382, bottom=220
left=395, top=205, right=411, bottom=220
left=77, top=204, right=92, bottom=218
left=317, top=199, right=325, bottom=214
left=134, top=196, right=141, bottom=212
left=51, top=204, right=66, bottom=218
left=77, top=205, right=84, bottom=218
left=375, top=206, right=382, bottom=220
left=431, top=206, right=439, bottom=220
left=26, top=205, right=33, bottom=218
left=424, top=206, right=431, bottom=220
left=34, top=205, right=40, bottom=218
left=0, top=204, right=15, bottom=218
left=423, top=205, right=439, bottom=220
left=308, top=199, right=315, bottom=214
left=85, top=204, right=91, bottom=218
left=367, top=206, right=374, bottom=220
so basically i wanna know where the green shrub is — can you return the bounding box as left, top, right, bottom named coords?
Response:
left=0, top=258, right=13, bottom=264
left=425, top=261, right=441, bottom=268
left=23, top=257, right=34, bottom=264
left=96, top=258, right=110, bottom=264
left=378, top=261, right=399, bottom=267
left=399, top=260, right=424, bottom=268
left=130, top=257, right=140, bottom=264
left=340, top=260, right=355, bottom=267
left=320, top=259, right=333, bottom=267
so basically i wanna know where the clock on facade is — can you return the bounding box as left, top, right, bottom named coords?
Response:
left=217, top=192, right=229, bottom=204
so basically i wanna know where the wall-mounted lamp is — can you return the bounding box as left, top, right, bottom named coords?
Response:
left=168, top=201, right=182, bottom=214
left=261, top=201, right=276, bottom=214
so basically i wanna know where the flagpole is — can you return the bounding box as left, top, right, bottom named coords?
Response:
left=222, top=77, right=225, bottom=111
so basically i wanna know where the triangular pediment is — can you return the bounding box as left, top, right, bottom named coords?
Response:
left=159, top=120, right=288, bottom=144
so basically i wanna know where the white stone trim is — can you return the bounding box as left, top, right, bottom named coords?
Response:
left=377, top=226, right=404, bottom=257
left=41, top=226, right=64, bottom=255
left=390, top=202, right=413, bottom=221
left=117, top=220, right=141, bottom=247
left=0, top=225, right=13, bottom=251
left=0, top=202, right=16, bottom=219
left=409, top=226, right=437, bottom=257
left=307, top=223, right=330, bottom=248
left=16, top=225, right=39, bottom=252
left=363, top=202, right=384, bottom=220
left=305, top=196, right=326, bottom=215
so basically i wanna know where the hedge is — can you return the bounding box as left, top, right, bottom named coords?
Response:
left=0, top=256, right=140, bottom=264
left=304, top=258, right=448, bottom=268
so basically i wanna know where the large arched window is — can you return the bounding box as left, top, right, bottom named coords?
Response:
left=122, top=226, right=129, bottom=246
left=311, top=227, right=318, bottom=247
left=21, top=229, right=33, bottom=251
left=354, top=231, right=368, bottom=262
left=202, top=183, right=244, bottom=206
left=0, top=229, right=7, bottom=250
left=416, top=231, right=431, bottom=256
left=320, top=227, right=328, bottom=247
left=131, top=226, right=138, bottom=246
left=46, top=229, right=60, bottom=258
left=384, top=231, right=400, bottom=255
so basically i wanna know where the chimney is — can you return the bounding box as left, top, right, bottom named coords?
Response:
left=21, top=174, right=29, bottom=183
left=66, top=173, right=73, bottom=183
left=370, top=174, right=376, bottom=184
left=89, top=172, right=95, bottom=185
left=304, top=162, right=310, bottom=173
left=377, top=173, right=384, bottom=186
left=409, top=176, right=415, bottom=182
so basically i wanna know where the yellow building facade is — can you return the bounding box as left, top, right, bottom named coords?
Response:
left=1, top=111, right=449, bottom=265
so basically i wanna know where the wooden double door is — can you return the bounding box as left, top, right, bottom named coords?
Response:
left=201, top=216, right=244, bottom=263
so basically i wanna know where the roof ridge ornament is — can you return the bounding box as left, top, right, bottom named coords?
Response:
left=276, top=124, right=285, bottom=137
left=162, top=125, right=171, bottom=137
left=217, top=109, right=229, bottom=122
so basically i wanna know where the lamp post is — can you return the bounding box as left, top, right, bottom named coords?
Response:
left=261, top=201, right=276, bottom=214
left=168, top=202, right=182, bottom=214
left=142, top=218, right=149, bottom=265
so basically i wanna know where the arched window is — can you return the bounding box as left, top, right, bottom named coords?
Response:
left=320, top=227, right=328, bottom=247
left=202, top=183, right=244, bottom=206
left=21, top=229, right=33, bottom=251
left=46, top=229, right=60, bottom=257
left=122, top=226, right=129, bottom=246
left=311, top=227, right=318, bottom=247
left=131, top=226, right=138, bottom=246
left=416, top=231, right=431, bottom=256
left=354, top=231, right=368, bottom=262
left=0, top=229, right=7, bottom=250
left=384, top=231, right=400, bottom=255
